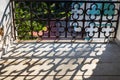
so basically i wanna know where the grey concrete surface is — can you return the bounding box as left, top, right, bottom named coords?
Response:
left=0, top=42, right=120, bottom=80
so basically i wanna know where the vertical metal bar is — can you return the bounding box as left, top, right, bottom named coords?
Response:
left=98, top=2, right=104, bottom=38
left=11, top=0, right=16, bottom=40
left=30, top=2, right=33, bottom=39
left=10, top=1, right=13, bottom=40
left=82, top=2, right=86, bottom=38
left=48, top=2, right=50, bottom=38
left=65, top=1, right=68, bottom=38
left=114, top=5, right=120, bottom=38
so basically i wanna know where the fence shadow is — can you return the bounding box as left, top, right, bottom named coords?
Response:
left=0, top=42, right=120, bottom=80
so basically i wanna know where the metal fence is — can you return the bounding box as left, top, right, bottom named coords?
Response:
left=12, top=0, right=120, bottom=40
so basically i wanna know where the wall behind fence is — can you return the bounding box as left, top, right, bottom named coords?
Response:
left=0, top=0, right=10, bottom=22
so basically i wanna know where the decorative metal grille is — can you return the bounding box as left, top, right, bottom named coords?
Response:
left=12, top=0, right=120, bottom=40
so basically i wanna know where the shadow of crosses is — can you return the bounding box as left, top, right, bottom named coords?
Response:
left=33, top=44, right=53, bottom=56
left=81, top=59, right=99, bottom=79
left=54, top=44, right=72, bottom=56
left=55, top=59, right=78, bottom=79
left=0, top=59, right=30, bottom=76
left=0, top=43, right=114, bottom=80
left=24, top=59, right=54, bottom=80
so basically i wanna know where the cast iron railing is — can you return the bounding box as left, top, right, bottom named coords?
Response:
left=11, top=0, right=120, bottom=40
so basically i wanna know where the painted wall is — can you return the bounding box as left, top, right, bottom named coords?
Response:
left=116, top=21, right=120, bottom=45
left=0, top=0, right=10, bottom=22
left=115, top=0, right=120, bottom=45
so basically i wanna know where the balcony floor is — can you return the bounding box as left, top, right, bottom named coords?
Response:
left=0, top=42, right=120, bottom=80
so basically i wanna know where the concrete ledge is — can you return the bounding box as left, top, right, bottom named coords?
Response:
left=115, top=38, right=120, bottom=46
left=14, top=38, right=111, bottom=43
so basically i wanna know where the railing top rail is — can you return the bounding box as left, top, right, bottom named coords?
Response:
left=11, top=0, right=120, bottom=3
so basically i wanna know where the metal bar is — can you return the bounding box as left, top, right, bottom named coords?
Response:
left=98, top=3, right=104, bottom=38
left=12, top=0, right=120, bottom=3
left=82, top=2, right=86, bottom=38
left=11, top=0, right=16, bottom=40
left=14, top=19, right=118, bottom=22
left=65, top=2, right=68, bottom=38
left=30, top=2, right=33, bottom=39
left=48, top=2, right=51, bottom=38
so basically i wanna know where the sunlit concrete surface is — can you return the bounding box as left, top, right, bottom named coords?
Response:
left=0, top=42, right=120, bottom=80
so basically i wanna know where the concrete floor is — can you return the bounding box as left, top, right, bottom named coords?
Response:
left=0, top=42, right=120, bottom=80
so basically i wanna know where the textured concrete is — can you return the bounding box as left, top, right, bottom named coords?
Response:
left=0, top=42, right=120, bottom=80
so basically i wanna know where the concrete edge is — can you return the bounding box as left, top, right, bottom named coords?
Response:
left=13, top=38, right=110, bottom=43
left=115, top=38, right=120, bottom=46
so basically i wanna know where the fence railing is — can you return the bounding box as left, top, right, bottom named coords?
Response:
left=12, top=0, right=120, bottom=40
left=0, top=1, right=15, bottom=58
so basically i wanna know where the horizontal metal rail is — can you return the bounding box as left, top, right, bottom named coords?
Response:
left=11, top=0, right=120, bottom=3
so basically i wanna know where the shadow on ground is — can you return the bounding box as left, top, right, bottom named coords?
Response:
left=0, top=42, right=120, bottom=80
